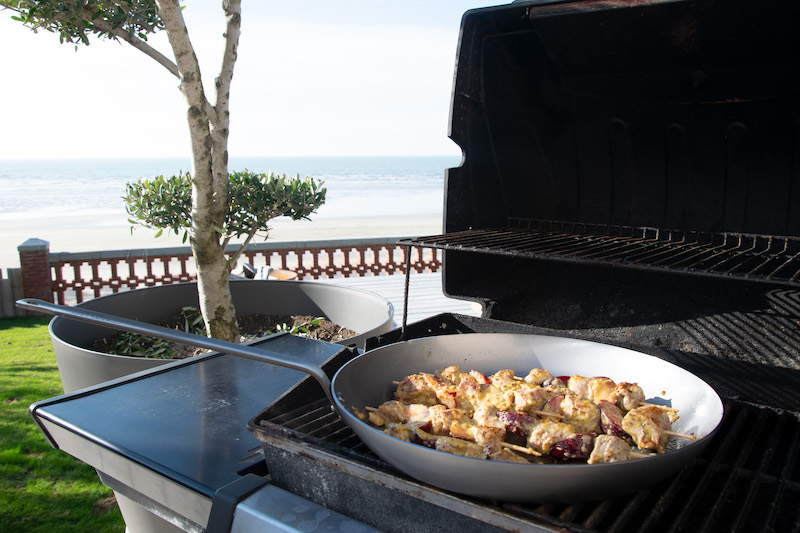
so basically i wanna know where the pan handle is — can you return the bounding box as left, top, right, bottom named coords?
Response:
left=16, top=298, right=336, bottom=406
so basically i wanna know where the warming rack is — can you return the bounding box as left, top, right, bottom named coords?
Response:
left=399, top=218, right=800, bottom=287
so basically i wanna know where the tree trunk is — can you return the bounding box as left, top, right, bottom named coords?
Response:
left=156, top=0, right=242, bottom=342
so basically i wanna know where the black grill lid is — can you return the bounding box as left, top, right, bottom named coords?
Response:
left=446, top=0, right=800, bottom=237
left=411, top=0, right=800, bottom=326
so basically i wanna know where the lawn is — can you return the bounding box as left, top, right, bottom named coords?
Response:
left=0, top=315, right=124, bottom=532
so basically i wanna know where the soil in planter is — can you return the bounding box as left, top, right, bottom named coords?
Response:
left=92, top=313, right=356, bottom=359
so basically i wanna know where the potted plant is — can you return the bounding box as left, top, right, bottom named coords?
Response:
left=46, top=169, right=394, bottom=394
left=49, top=279, right=394, bottom=393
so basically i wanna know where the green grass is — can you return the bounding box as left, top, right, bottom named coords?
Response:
left=0, top=316, right=124, bottom=532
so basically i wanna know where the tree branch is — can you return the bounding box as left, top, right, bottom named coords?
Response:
left=155, top=0, right=213, bottom=181
left=216, top=0, right=241, bottom=115
left=208, top=0, right=241, bottom=212
left=78, top=6, right=180, bottom=79
left=228, top=229, right=257, bottom=268
left=1, top=3, right=181, bottom=79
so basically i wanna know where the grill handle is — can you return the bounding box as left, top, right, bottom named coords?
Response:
left=16, top=298, right=336, bottom=405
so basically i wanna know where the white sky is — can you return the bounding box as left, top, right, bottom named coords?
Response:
left=0, top=1, right=503, bottom=159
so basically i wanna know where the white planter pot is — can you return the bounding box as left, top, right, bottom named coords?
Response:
left=50, top=280, right=394, bottom=393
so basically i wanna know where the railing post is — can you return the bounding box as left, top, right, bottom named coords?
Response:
left=18, top=238, right=54, bottom=302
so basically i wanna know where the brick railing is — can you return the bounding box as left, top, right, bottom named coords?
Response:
left=13, top=237, right=441, bottom=306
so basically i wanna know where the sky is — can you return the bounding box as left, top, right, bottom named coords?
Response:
left=0, top=1, right=504, bottom=159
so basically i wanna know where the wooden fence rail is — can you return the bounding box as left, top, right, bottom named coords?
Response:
left=4, top=237, right=440, bottom=309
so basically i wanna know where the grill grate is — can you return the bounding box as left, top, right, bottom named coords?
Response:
left=254, top=394, right=800, bottom=533
left=400, top=219, right=800, bottom=286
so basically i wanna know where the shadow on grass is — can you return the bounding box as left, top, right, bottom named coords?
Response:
left=0, top=315, right=51, bottom=330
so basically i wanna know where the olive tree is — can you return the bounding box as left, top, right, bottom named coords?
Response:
left=2, top=0, right=316, bottom=341
left=124, top=169, right=325, bottom=273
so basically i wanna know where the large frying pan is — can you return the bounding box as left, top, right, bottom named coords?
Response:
left=18, top=298, right=723, bottom=503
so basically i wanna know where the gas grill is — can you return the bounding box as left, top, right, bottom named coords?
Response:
left=27, top=0, right=800, bottom=531
left=255, top=0, right=800, bottom=529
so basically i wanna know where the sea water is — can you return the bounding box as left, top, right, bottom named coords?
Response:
left=0, top=155, right=460, bottom=223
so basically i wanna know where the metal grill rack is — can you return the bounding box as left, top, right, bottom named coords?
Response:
left=253, top=385, right=800, bottom=533
left=400, top=218, right=800, bottom=286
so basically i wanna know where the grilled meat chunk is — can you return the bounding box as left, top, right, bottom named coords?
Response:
left=435, top=436, right=488, bottom=459
left=543, top=393, right=601, bottom=434
left=611, top=382, right=646, bottom=412
left=588, top=434, right=634, bottom=464
left=527, top=420, right=581, bottom=455
left=490, top=448, right=531, bottom=464
left=622, top=405, right=672, bottom=452
left=450, top=422, right=507, bottom=454
left=523, top=368, right=558, bottom=387
left=512, top=386, right=561, bottom=415
left=395, top=374, right=439, bottom=406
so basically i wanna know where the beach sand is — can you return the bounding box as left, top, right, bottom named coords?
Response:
left=1, top=213, right=443, bottom=269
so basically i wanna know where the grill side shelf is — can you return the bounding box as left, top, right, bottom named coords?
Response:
left=399, top=219, right=800, bottom=286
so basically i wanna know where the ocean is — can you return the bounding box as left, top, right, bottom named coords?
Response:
left=0, top=155, right=460, bottom=223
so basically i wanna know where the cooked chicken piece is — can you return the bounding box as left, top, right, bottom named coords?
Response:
left=368, top=401, right=471, bottom=435
left=434, top=365, right=463, bottom=385
left=543, top=393, right=601, bottom=434
left=567, top=375, right=590, bottom=400
left=490, top=448, right=531, bottom=464
left=472, top=403, right=505, bottom=429
left=568, top=375, right=618, bottom=404
left=610, top=382, right=646, bottom=412
left=450, top=421, right=507, bottom=454
left=475, top=383, right=513, bottom=412
left=523, top=367, right=556, bottom=386
left=424, top=405, right=472, bottom=435
left=622, top=405, right=672, bottom=452
left=420, top=373, right=475, bottom=412
left=391, top=423, right=490, bottom=459
left=394, top=374, right=439, bottom=406
left=512, top=385, right=561, bottom=414
left=455, top=372, right=479, bottom=393
left=489, top=369, right=520, bottom=391
left=384, top=423, right=416, bottom=442
left=665, top=408, right=680, bottom=424
left=403, top=403, right=432, bottom=425
left=367, top=400, right=407, bottom=426
left=434, top=436, right=488, bottom=459
left=527, top=420, right=581, bottom=455
left=588, top=377, right=617, bottom=403
left=588, top=434, right=634, bottom=464
left=469, top=369, right=492, bottom=385
left=597, top=399, right=627, bottom=438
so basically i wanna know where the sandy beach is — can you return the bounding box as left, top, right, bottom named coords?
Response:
left=1, top=212, right=443, bottom=269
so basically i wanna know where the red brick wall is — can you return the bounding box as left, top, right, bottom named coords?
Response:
left=18, top=239, right=53, bottom=302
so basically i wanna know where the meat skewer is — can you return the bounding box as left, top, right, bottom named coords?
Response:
left=365, top=365, right=694, bottom=465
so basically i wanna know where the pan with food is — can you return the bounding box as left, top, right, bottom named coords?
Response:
left=330, top=334, right=723, bottom=502
left=17, top=299, right=723, bottom=503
